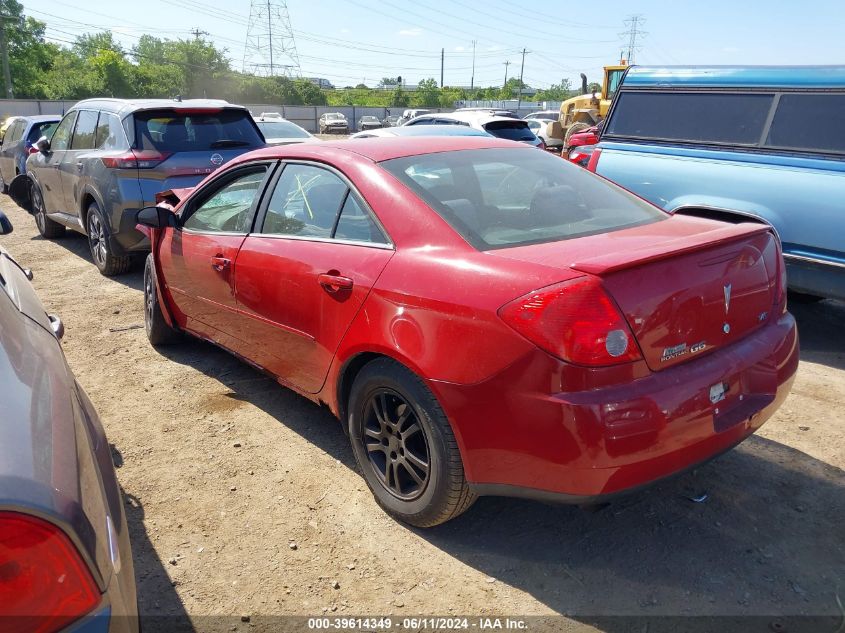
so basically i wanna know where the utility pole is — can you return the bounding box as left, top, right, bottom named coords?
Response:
left=0, top=13, right=16, bottom=99
left=503, top=60, right=510, bottom=89
left=517, top=48, right=528, bottom=109
left=470, top=40, right=476, bottom=91
left=440, top=48, right=444, bottom=88
left=621, top=15, right=646, bottom=64
left=267, top=0, right=274, bottom=75
left=190, top=27, right=209, bottom=41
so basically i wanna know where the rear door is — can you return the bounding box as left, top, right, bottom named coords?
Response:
left=158, top=163, right=273, bottom=349
left=130, top=108, right=265, bottom=207
left=233, top=162, right=394, bottom=393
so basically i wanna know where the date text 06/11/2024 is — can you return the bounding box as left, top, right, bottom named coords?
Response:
left=307, top=617, right=529, bottom=630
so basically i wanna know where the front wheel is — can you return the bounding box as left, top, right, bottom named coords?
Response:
left=144, top=254, right=180, bottom=346
left=32, top=182, right=65, bottom=238
left=348, top=358, right=476, bottom=527
left=86, top=203, right=131, bottom=276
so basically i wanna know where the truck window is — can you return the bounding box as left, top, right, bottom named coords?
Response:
left=765, top=93, right=845, bottom=154
left=605, top=92, right=774, bottom=145
left=606, top=69, right=624, bottom=100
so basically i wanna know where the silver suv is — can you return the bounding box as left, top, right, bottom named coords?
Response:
left=10, top=98, right=265, bottom=275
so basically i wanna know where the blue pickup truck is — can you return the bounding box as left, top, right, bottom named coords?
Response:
left=591, top=66, right=845, bottom=302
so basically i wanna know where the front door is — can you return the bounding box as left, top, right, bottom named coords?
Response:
left=233, top=162, right=394, bottom=393
left=35, top=111, right=77, bottom=213
left=157, top=164, right=273, bottom=348
left=58, top=109, right=99, bottom=220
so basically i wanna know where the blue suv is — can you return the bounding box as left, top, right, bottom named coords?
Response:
left=591, top=66, right=845, bottom=302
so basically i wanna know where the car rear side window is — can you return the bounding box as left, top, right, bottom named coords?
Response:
left=605, top=92, right=774, bottom=145
left=71, top=110, right=99, bottom=150
left=261, top=164, right=348, bottom=238
left=382, top=147, right=665, bottom=250
left=95, top=113, right=125, bottom=150
left=483, top=121, right=536, bottom=142
left=765, top=93, right=845, bottom=154
left=133, top=109, right=263, bottom=152
left=334, top=194, right=388, bottom=244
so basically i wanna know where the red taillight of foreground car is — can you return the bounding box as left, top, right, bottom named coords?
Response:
left=101, top=150, right=171, bottom=169
left=499, top=276, right=643, bottom=367
left=0, top=512, right=100, bottom=633
left=586, top=147, right=602, bottom=172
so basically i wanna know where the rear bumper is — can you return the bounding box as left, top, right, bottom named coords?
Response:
left=432, top=312, right=798, bottom=499
left=110, top=209, right=150, bottom=254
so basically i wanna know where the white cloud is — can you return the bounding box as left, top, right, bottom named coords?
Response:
left=454, top=46, right=465, bottom=52
left=398, top=28, right=423, bottom=36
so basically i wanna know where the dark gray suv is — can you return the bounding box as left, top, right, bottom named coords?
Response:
left=9, top=98, right=265, bottom=275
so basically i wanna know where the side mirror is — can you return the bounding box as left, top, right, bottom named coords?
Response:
left=137, top=205, right=179, bottom=228
left=35, top=136, right=50, bottom=153
left=0, top=210, right=12, bottom=234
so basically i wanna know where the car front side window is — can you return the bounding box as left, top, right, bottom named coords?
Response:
left=49, top=112, right=77, bottom=151
left=183, top=167, right=268, bottom=233
left=261, top=164, right=348, bottom=237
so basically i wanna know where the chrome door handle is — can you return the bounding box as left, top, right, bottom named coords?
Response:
left=211, top=255, right=230, bottom=272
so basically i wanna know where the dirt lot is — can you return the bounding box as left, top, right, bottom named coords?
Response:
left=1, top=196, right=843, bottom=632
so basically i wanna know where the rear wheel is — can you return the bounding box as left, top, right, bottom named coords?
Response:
left=86, top=203, right=131, bottom=276
left=144, top=254, right=180, bottom=345
left=32, top=181, right=65, bottom=238
left=348, top=358, right=476, bottom=527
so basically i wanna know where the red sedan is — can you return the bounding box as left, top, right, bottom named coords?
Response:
left=137, top=137, right=798, bottom=527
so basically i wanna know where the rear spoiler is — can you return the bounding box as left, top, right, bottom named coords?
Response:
left=570, top=222, right=772, bottom=275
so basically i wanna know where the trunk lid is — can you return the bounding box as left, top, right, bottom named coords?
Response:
left=493, top=216, right=780, bottom=371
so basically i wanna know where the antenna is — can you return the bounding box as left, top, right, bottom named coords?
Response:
left=243, top=0, right=301, bottom=77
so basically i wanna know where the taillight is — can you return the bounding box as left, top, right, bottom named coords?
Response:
left=586, top=147, right=602, bottom=172
left=777, top=248, right=788, bottom=314
left=27, top=146, right=37, bottom=155
left=101, top=150, right=171, bottom=169
left=499, top=276, right=642, bottom=367
left=568, top=148, right=591, bottom=166
left=0, top=512, right=100, bottom=632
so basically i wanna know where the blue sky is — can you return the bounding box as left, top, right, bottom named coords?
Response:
left=25, top=0, right=845, bottom=90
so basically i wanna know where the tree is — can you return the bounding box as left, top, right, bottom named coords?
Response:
left=536, top=78, right=573, bottom=101
left=354, top=83, right=368, bottom=90
left=588, top=82, right=601, bottom=93
left=391, top=85, right=409, bottom=107
left=1, top=0, right=62, bottom=98
left=416, top=77, right=440, bottom=107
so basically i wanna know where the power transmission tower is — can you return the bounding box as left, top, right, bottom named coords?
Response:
left=503, top=61, right=510, bottom=88
left=620, top=15, right=647, bottom=64
left=243, top=0, right=301, bottom=77
left=470, top=40, right=476, bottom=91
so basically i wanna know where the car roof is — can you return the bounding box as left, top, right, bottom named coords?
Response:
left=230, top=135, right=526, bottom=165
left=352, top=126, right=490, bottom=139
left=69, top=97, right=240, bottom=118
left=415, top=111, right=527, bottom=126
left=624, top=65, right=845, bottom=89
left=18, top=115, right=61, bottom=124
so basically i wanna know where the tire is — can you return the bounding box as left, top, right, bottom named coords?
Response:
left=564, top=122, right=591, bottom=149
left=787, top=291, right=825, bottom=304
left=32, top=181, right=65, bottom=238
left=348, top=358, right=476, bottom=527
left=86, top=203, right=131, bottom=276
left=143, top=254, right=180, bottom=346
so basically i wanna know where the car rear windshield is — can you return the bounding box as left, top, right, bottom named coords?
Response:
left=133, top=109, right=263, bottom=152
left=256, top=121, right=310, bottom=139
left=483, top=121, right=536, bottom=142
left=381, top=147, right=665, bottom=250
left=605, top=91, right=774, bottom=145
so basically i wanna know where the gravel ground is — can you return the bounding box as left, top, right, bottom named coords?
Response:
left=1, top=195, right=842, bottom=633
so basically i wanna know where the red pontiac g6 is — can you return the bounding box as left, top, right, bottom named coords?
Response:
left=137, top=137, right=798, bottom=527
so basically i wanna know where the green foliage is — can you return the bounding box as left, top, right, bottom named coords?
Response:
left=0, top=8, right=540, bottom=108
